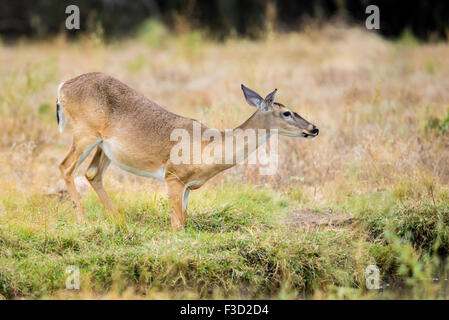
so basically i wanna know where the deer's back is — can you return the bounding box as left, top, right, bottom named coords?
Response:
left=61, top=73, right=190, bottom=138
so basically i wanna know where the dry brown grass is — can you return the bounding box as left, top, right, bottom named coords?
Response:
left=2, top=25, right=449, bottom=202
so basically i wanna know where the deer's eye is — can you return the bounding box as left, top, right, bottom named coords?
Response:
left=282, top=111, right=292, bottom=118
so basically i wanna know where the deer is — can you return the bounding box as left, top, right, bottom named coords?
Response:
left=57, top=72, right=319, bottom=231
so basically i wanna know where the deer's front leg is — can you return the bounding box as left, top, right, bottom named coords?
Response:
left=166, top=179, right=188, bottom=231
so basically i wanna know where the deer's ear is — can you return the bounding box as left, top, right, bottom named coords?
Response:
left=241, top=84, right=263, bottom=107
left=260, top=88, right=277, bottom=112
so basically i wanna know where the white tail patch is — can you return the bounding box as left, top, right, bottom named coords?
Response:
left=57, top=107, right=66, bottom=133
left=57, top=81, right=67, bottom=133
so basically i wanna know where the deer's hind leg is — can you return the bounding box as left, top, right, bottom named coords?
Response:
left=59, top=135, right=102, bottom=222
left=85, top=147, right=123, bottom=223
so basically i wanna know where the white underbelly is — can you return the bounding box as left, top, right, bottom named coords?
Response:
left=100, top=139, right=165, bottom=181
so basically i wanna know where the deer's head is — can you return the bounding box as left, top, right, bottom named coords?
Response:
left=241, top=84, right=319, bottom=138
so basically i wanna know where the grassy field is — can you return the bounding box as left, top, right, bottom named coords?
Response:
left=1, top=23, right=449, bottom=299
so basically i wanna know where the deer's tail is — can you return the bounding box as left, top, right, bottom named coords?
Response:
left=56, top=82, right=66, bottom=133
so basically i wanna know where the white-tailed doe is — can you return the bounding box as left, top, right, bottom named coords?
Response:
left=57, top=73, right=319, bottom=230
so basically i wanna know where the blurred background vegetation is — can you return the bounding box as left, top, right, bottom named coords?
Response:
left=2, top=0, right=449, bottom=41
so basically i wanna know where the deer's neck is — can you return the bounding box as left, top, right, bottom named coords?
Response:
left=235, top=111, right=271, bottom=156
left=216, top=111, right=271, bottom=170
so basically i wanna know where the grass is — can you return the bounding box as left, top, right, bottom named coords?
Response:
left=0, top=183, right=368, bottom=299
left=1, top=24, right=449, bottom=299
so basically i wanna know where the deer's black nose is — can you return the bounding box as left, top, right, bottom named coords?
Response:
left=307, top=124, right=319, bottom=135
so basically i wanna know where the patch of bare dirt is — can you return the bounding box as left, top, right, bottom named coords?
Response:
left=287, top=209, right=355, bottom=227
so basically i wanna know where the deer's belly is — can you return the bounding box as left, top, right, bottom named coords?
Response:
left=100, top=139, right=165, bottom=181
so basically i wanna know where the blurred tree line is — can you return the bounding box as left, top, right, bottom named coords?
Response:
left=1, top=0, right=449, bottom=41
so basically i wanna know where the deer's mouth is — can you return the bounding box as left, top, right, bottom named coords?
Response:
left=302, top=129, right=319, bottom=139
left=279, top=129, right=319, bottom=138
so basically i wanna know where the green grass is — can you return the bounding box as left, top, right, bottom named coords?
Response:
left=1, top=181, right=449, bottom=299
left=425, top=108, right=449, bottom=136
left=337, top=188, right=449, bottom=298
left=0, top=183, right=375, bottom=299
